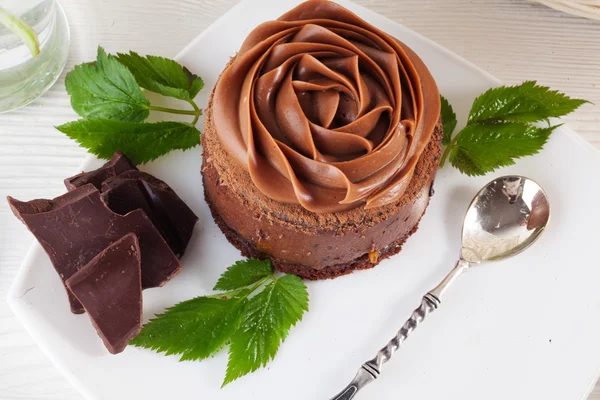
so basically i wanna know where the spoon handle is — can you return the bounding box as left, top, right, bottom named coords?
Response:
left=329, top=259, right=470, bottom=400
left=329, top=294, right=440, bottom=400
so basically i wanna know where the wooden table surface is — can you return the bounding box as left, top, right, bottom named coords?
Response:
left=1, top=0, right=599, bottom=398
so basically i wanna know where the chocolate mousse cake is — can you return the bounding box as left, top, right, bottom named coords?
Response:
left=202, top=0, right=442, bottom=279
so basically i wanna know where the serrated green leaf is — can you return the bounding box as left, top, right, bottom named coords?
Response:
left=116, top=51, right=204, bottom=100
left=130, top=297, right=247, bottom=361
left=468, top=81, right=588, bottom=124
left=440, top=95, right=457, bottom=145
left=186, top=67, right=205, bottom=98
left=214, top=259, right=273, bottom=292
left=56, top=119, right=200, bottom=164
left=65, top=47, right=150, bottom=122
left=223, top=274, right=309, bottom=386
left=449, top=122, right=557, bottom=176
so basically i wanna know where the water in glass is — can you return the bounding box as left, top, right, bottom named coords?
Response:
left=0, top=0, right=69, bottom=112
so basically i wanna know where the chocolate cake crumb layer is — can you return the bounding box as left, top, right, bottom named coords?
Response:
left=205, top=186, right=424, bottom=280
left=202, top=91, right=443, bottom=279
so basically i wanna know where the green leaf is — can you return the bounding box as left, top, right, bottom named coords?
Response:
left=131, top=297, right=247, bottom=361
left=214, top=259, right=273, bottom=292
left=223, top=274, right=309, bottom=386
left=186, top=67, right=205, bottom=99
left=65, top=47, right=150, bottom=122
left=449, top=122, right=558, bottom=176
left=116, top=51, right=204, bottom=100
left=56, top=119, right=200, bottom=164
left=440, top=95, right=457, bottom=145
left=468, top=81, right=588, bottom=124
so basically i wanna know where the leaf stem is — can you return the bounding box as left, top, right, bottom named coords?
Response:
left=206, top=289, right=243, bottom=300
left=187, top=99, right=201, bottom=113
left=148, top=104, right=200, bottom=117
left=207, top=274, right=273, bottom=300
left=439, top=132, right=460, bottom=168
left=187, top=99, right=202, bottom=125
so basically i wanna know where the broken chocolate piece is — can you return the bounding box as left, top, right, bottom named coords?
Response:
left=64, top=151, right=137, bottom=191
left=66, top=233, right=142, bottom=354
left=102, top=171, right=198, bottom=257
left=8, top=184, right=182, bottom=314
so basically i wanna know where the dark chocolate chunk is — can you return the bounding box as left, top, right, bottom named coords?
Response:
left=101, top=171, right=198, bottom=257
left=66, top=233, right=142, bottom=354
left=8, top=184, right=182, bottom=314
left=64, top=151, right=137, bottom=191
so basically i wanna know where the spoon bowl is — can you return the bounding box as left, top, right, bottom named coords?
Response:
left=461, top=176, right=550, bottom=263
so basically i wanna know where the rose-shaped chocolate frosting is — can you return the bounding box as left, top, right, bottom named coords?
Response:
left=213, top=0, right=440, bottom=213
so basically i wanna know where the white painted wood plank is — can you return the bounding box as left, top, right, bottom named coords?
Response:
left=1, top=0, right=598, bottom=399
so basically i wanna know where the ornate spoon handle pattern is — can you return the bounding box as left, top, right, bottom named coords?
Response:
left=330, top=259, right=470, bottom=400
left=329, top=295, right=440, bottom=400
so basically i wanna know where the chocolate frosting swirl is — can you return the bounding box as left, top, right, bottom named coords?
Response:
left=213, top=0, right=440, bottom=213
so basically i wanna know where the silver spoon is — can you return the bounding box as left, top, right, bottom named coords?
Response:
left=331, top=175, right=550, bottom=400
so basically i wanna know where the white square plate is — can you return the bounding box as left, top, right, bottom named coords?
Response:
left=8, top=0, right=600, bottom=399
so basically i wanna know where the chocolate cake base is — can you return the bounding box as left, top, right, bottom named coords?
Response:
left=205, top=189, right=423, bottom=279
left=202, top=91, right=443, bottom=279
